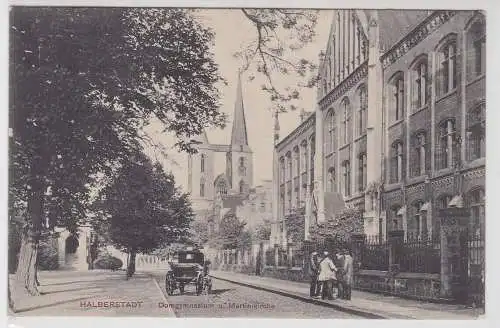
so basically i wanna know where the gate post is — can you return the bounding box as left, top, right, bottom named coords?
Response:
left=439, top=208, right=469, bottom=302
left=388, top=230, right=405, bottom=270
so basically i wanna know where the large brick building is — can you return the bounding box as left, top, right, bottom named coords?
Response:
left=271, top=10, right=485, bottom=245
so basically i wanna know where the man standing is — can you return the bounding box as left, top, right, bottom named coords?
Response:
left=343, top=249, right=354, bottom=300
left=318, top=251, right=337, bottom=300
left=309, top=251, right=320, bottom=298
left=335, top=252, right=345, bottom=299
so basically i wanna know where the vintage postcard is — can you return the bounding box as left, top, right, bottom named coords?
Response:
left=7, top=5, right=487, bottom=320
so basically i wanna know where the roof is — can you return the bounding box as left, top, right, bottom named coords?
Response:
left=324, top=192, right=346, bottom=219
left=377, top=10, right=432, bottom=51
left=231, top=72, right=249, bottom=146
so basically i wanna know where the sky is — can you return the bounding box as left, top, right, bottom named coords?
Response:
left=143, top=9, right=333, bottom=192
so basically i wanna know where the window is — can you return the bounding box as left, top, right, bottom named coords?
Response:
left=467, top=103, right=485, bottom=161
left=412, top=131, right=427, bottom=177
left=341, top=98, right=351, bottom=144
left=326, top=110, right=335, bottom=154
left=439, top=41, right=457, bottom=95
left=358, top=86, right=368, bottom=136
left=216, top=179, right=227, bottom=195
left=260, top=202, right=266, bottom=212
left=286, top=152, right=292, bottom=181
left=310, top=136, right=315, bottom=189
left=327, top=167, right=336, bottom=192
left=239, top=157, right=246, bottom=176
left=294, top=147, right=300, bottom=178
left=390, top=73, right=405, bottom=121
left=200, top=179, right=205, bottom=197
left=358, top=153, right=367, bottom=192
left=390, top=141, right=404, bottom=183
left=239, top=180, right=245, bottom=193
left=200, top=154, right=205, bottom=173
left=412, top=59, right=428, bottom=110
left=342, top=160, right=351, bottom=197
left=280, top=193, right=285, bottom=218
left=280, top=157, right=285, bottom=184
left=391, top=205, right=402, bottom=231
left=437, top=119, right=456, bottom=170
left=301, top=141, right=308, bottom=173
left=411, top=201, right=427, bottom=239
left=467, top=188, right=484, bottom=236
left=467, top=16, right=486, bottom=78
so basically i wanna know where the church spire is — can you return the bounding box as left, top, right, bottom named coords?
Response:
left=231, top=71, right=249, bottom=146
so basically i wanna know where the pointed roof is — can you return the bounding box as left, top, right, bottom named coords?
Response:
left=231, top=72, right=249, bottom=146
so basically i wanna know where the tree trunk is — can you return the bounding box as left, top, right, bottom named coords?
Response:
left=127, top=250, right=136, bottom=278
left=13, top=180, right=44, bottom=297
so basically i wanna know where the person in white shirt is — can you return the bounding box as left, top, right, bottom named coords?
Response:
left=317, top=251, right=337, bottom=300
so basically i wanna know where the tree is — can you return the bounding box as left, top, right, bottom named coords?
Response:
left=214, top=212, right=247, bottom=250
left=309, top=207, right=364, bottom=243
left=97, top=154, right=193, bottom=277
left=254, top=220, right=272, bottom=241
left=9, top=7, right=225, bottom=296
left=237, top=9, right=321, bottom=113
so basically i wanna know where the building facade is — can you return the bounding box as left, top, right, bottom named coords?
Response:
left=271, top=10, right=485, bottom=244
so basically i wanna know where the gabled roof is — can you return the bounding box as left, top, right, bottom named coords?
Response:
left=377, top=10, right=432, bottom=51
left=230, top=72, right=249, bottom=146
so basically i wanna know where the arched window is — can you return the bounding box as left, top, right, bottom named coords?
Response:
left=437, top=119, right=456, bottom=170
left=390, top=141, right=404, bottom=183
left=342, top=160, right=351, bottom=197
left=467, top=103, right=485, bottom=161
left=438, top=38, right=457, bottom=96
left=326, top=110, right=335, bottom=154
left=279, top=157, right=285, bottom=184
left=357, top=153, right=367, bottom=192
left=411, top=131, right=428, bottom=177
left=216, top=179, right=227, bottom=196
left=411, top=200, right=426, bottom=239
left=357, top=86, right=367, bottom=136
left=389, top=72, right=405, bottom=122
left=411, top=57, right=428, bottom=110
left=301, top=140, right=308, bottom=173
left=467, top=15, right=486, bottom=78
left=200, top=154, right=206, bottom=173
left=327, top=167, right=336, bottom=192
left=467, top=188, right=485, bottom=236
left=294, top=146, right=300, bottom=178
left=200, top=178, right=206, bottom=197
left=286, top=152, right=292, bottom=181
left=239, top=180, right=245, bottom=194
left=239, top=157, right=246, bottom=176
left=391, top=205, right=402, bottom=231
left=341, top=98, right=351, bottom=145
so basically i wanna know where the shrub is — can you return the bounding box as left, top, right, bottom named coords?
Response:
left=93, top=255, right=123, bottom=270
left=38, top=236, right=59, bottom=271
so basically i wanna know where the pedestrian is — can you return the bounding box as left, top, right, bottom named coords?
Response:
left=318, top=251, right=337, bottom=300
left=335, top=251, right=345, bottom=299
left=342, top=249, right=354, bottom=300
left=309, top=251, right=321, bottom=298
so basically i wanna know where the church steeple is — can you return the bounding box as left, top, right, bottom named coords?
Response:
left=231, top=72, right=249, bottom=146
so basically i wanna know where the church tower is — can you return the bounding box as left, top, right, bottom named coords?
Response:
left=226, top=72, right=253, bottom=194
left=187, top=130, right=215, bottom=212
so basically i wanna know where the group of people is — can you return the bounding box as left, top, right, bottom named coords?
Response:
left=309, top=249, right=353, bottom=301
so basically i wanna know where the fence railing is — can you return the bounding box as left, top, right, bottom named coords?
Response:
left=362, top=235, right=389, bottom=271
left=398, top=234, right=441, bottom=274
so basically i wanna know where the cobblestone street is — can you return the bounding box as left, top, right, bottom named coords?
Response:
left=151, top=272, right=359, bottom=318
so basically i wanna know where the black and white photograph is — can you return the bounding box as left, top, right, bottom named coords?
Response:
left=7, top=5, right=488, bottom=320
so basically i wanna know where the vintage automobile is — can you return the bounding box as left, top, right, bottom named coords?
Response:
left=165, top=247, right=212, bottom=296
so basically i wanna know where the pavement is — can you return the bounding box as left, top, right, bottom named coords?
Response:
left=9, top=269, right=176, bottom=317
left=210, top=270, right=484, bottom=320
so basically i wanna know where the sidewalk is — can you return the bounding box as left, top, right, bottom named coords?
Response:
left=9, top=270, right=175, bottom=317
left=211, top=270, right=483, bottom=320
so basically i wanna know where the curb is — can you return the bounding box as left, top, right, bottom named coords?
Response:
left=150, top=275, right=177, bottom=318
left=210, top=274, right=410, bottom=319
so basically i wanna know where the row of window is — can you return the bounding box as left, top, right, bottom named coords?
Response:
left=390, top=188, right=484, bottom=237
left=199, top=179, right=246, bottom=197
left=388, top=17, right=485, bottom=122
left=389, top=103, right=485, bottom=183
left=199, top=154, right=247, bottom=176
left=279, top=137, right=315, bottom=184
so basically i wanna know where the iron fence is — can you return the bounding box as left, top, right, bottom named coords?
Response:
left=467, top=232, right=485, bottom=306
left=265, top=249, right=274, bottom=266
left=398, top=233, right=441, bottom=273
left=362, top=235, right=389, bottom=271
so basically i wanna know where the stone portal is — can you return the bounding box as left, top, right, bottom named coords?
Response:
left=55, top=226, right=91, bottom=271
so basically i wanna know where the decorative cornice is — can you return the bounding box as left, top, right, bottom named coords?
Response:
left=381, top=11, right=457, bottom=69
left=431, top=175, right=455, bottom=189
left=407, top=183, right=425, bottom=195
left=463, top=167, right=485, bottom=181
left=319, top=61, right=368, bottom=109
left=276, top=113, right=315, bottom=151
